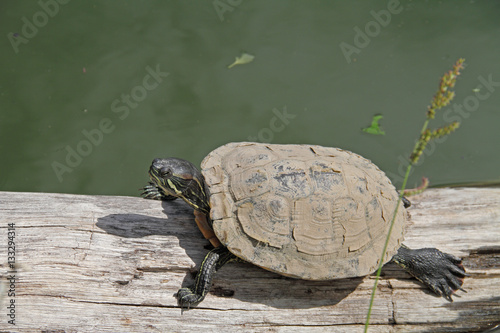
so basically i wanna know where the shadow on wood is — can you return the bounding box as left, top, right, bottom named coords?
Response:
left=0, top=188, right=499, bottom=332
left=96, top=208, right=363, bottom=309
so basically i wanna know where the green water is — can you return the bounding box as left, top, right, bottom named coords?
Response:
left=1, top=1, right=499, bottom=197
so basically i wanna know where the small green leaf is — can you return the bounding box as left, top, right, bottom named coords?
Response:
left=362, top=114, right=385, bottom=135
left=228, top=53, right=255, bottom=69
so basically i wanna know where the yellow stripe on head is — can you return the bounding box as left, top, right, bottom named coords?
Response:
left=167, top=179, right=182, bottom=195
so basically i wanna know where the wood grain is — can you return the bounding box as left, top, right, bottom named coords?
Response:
left=0, top=188, right=499, bottom=332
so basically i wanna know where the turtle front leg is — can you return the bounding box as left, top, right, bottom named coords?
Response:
left=141, top=182, right=178, bottom=201
left=391, top=245, right=467, bottom=301
left=177, top=247, right=236, bottom=308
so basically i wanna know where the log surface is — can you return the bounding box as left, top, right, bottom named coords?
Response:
left=0, top=188, right=499, bottom=332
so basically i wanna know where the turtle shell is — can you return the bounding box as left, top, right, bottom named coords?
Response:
left=201, top=142, right=406, bottom=280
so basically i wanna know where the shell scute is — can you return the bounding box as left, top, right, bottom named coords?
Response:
left=202, top=142, right=406, bottom=280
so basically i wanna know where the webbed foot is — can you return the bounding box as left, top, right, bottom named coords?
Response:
left=176, top=247, right=236, bottom=308
left=177, top=287, right=205, bottom=308
left=392, top=245, right=467, bottom=301
left=141, top=182, right=178, bottom=201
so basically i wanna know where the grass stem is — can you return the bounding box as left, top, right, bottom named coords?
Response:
left=363, top=59, right=464, bottom=332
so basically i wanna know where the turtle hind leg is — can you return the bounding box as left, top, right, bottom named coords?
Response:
left=177, top=247, right=236, bottom=308
left=402, top=196, right=411, bottom=208
left=140, top=182, right=178, bottom=201
left=391, top=245, right=468, bottom=301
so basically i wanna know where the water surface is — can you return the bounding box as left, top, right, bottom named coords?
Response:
left=1, top=1, right=499, bottom=196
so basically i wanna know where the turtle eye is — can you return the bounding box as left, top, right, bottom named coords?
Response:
left=160, top=168, right=173, bottom=178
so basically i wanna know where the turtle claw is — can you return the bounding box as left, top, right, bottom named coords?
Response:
left=392, top=246, right=467, bottom=301
left=176, top=287, right=202, bottom=308
left=141, top=182, right=178, bottom=201
left=426, top=267, right=465, bottom=302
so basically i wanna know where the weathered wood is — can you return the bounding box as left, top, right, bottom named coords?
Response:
left=0, top=188, right=499, bottom=332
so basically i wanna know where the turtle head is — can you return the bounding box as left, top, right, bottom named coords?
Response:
left=149, top=158, right=210, bottom=214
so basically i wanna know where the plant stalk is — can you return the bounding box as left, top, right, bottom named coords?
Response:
left=364, top=58, right=464, bottom=332
left=364, top=161, right=412, bottom=332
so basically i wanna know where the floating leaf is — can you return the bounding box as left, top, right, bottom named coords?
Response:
left=228, top=53, right=255, bottom=69
left=362, top=114, right=385, bottom=135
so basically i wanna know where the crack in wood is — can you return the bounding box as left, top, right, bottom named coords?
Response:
left=1, top=189, right=498, bottom=331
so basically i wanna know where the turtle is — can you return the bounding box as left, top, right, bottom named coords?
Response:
left=141, top=142, right=466, bottom=307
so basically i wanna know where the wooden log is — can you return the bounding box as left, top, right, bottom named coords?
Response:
left=0, top=188, right=499, bottom=332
